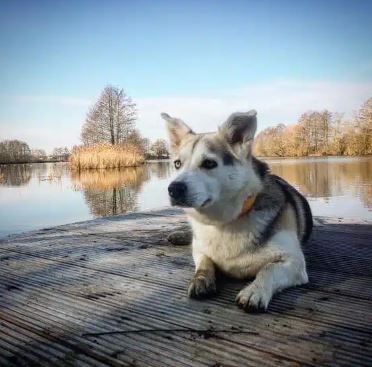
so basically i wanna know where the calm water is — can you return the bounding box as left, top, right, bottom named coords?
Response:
left=0, top=157, right=371, bottom=237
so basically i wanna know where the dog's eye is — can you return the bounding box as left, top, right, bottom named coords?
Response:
left=174, top=160, right=182, bottom=169
left=201, top=159, right=218, bottom=169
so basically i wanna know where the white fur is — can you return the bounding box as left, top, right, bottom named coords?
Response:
left=191, top=214, right=308, bottom=309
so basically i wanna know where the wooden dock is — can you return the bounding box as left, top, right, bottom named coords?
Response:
left=0, top=208, right=371, bottom=366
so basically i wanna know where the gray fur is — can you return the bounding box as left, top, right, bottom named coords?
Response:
left=204, top=139, right=236, bottom=166
left=190, top=134, right=205, bottom=154
left=248, top=170, right=313, bottom=247
left=248, top=174, right=287, bottom=246
left=220, top=110, right=257, bottom=145
left=272, top=175, right=313, bottom=244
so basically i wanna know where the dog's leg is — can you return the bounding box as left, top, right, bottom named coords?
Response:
left=236, top=230, right=308, bottom=312
left=167, top=228, right=192, bottom=246
left=188, top=254, right=217, bottom=299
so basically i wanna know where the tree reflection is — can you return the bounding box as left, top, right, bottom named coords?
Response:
left=0, top=164, right=33, bottom=186
left=71, top=158, right=372, bottom=214
left=71, top=166, right=150, bottom=216
left=268, top=157, right=372, bottom=209
left=149, top=161, right=172, bottom=179
left=0, top=162, right=71, bottom=187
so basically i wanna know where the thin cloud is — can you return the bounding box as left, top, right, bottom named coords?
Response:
left=136, top=80, right=372, bottom=139
left=0, top=126, right=82, bottom=153
left=0, top=80, right=370, bottom=151
left=1, top=95, right=93, bottom=107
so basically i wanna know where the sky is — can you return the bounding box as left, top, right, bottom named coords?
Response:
left=0, top=0, right=371, bottom=152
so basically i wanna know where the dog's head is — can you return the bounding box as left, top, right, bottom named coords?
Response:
left=161, top=110, right=267, bottom=223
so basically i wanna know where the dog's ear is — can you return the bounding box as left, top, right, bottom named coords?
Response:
left=161, top=112, right=194, bottom=151
left=219, top=110, right=257, bottom=155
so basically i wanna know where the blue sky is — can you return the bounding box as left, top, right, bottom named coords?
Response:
left=0, top=0, right=371, bottom=151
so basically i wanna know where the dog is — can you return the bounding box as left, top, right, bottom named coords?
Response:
left=161, top=110, right=312, bottom=312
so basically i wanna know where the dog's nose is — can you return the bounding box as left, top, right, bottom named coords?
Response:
left=168, top=181, right=187, bottom=199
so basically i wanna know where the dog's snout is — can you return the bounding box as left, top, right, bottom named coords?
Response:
left=168, top=181, right=187, bottom=199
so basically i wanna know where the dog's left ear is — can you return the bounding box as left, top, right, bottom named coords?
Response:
left=161, top=112, right=195, bottom=152
left=219, top=110, right=257, bottom=155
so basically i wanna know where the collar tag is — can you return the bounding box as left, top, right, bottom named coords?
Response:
left=238, top=195, right=257, bottom=218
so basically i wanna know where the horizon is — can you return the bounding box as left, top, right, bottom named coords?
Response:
left=0, top=0, right=371, bottom=152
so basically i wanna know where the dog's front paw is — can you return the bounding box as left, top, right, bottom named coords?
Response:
left=235, top=283, right=271, bottom=312
left=167, top=229, right=192, bottom=246
left=188, top=272, right=216, bottom=299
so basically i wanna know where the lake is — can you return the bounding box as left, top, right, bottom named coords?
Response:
left=0, top=157, right=371, bottom=237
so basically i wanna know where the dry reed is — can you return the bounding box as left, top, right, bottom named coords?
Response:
left=70, top=143, right=145, bottom=170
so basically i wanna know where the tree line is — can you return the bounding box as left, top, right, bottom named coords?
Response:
left=254, top=97, right=372, bottom=157
left=0, top=140, right=70, bottom=164
left=3, top=85, right=369, bottom=164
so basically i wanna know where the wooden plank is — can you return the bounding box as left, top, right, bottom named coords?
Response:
left=0, top=319, right=101, bottom=367
left=0, top=303, right=298, bottom=367
left=0, top=250, right=371, bottom=366
left=2, top=239, right=372, bottom=334
left=0, top=210, right=371, bottom=366
left=0, top=266, right=317, bottom=366
left=2, top=227, right=372, bottom=301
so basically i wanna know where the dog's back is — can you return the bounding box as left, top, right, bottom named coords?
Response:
left=271, top=174, right=313, bottom=244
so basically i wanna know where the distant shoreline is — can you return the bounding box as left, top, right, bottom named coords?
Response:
left=257, top=154, right=372, bottom=160
left=0, top=160, right=68, bottom=166
left=0, top=160, right=69, bottom=165
left=1, top=154, right=371, bottom=166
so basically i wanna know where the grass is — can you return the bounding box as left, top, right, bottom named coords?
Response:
left=70, top=143, right=145, bottom=170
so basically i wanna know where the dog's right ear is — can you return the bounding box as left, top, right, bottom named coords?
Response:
left=161, top=113, right=194, bottom=151
left=219, top=110, right=257, bottom=157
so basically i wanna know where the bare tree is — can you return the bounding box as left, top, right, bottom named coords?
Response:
left=31, top=149, right=47, bottom=161
left=126, top=129, right=150, bottom=155
left=329, top=113, right=347, bottom=155
left=81, top=85, right=137, bottom=146
left=0, top=140, right=31, bottom=163
left=357, top=97, right=372, bottom=155
left=150, top=139, right=169, bottom=159
left=52, top=147, right=70, bottom=161
left=296, top=110, right=332, bottom=155
left=254, top=124, right=288, bottom=157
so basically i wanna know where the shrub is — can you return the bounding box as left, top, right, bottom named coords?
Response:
left=70, top=143, right=145, bottom=170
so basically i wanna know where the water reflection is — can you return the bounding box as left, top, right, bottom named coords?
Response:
left=39, top=162, right=69, bottom=183
left=0, top=164, right=32, bottom=186
left=0, top=158, right=371, bottom=237
left=69, top=157, right=372, bottom=217
left=70, top=167, right=150, bottom=216
left=268, top=157, right=372, bottom=209
left=149, top=161, right=173, bottom=179
left=0, top=163, right=72, bottom=187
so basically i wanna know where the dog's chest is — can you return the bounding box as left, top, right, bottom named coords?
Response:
left=191, top=220, right=273, bottom=278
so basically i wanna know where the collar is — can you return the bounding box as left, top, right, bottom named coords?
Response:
left=238, top=194, right=257, bottom=218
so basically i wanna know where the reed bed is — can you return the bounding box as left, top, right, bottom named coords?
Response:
left=70, top=143, right=145, bottom=170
